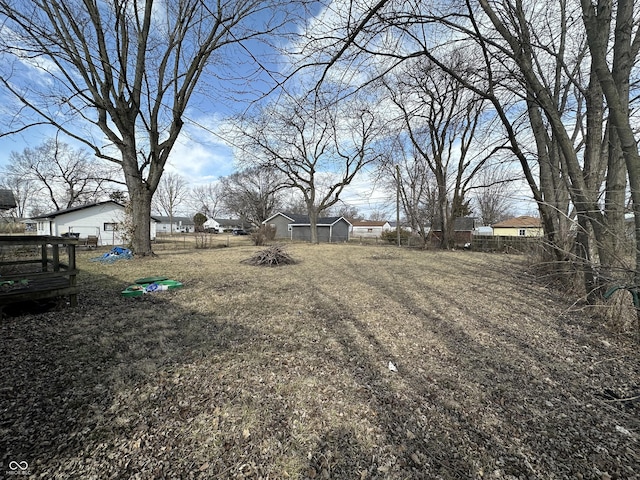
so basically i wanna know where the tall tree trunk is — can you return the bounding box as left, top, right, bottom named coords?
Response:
left=309, top=208, right=319, bottom=244
left=582, top=0, right=640, bottom=320
left=581, top=65, right=610, bottom=298
left=122, top=150, right=156, bottom=256
left=128, top=187, right=153, bottom=256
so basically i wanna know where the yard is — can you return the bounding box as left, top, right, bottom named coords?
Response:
left=1, top=244, right=638, bottom=479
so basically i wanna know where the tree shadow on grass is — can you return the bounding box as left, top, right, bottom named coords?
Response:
left=306, top=260, right=639, bottom=479
left=304, top=291, right=485, bottom=479
left=0, top=269, right=256, bottom=478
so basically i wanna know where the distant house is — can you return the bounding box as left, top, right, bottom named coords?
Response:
left=475, top=225, right=494, bottom=235
left=430, top=217, right=479, bottom=247
left=263, top=212, right=352, bottom=243
left=351, top=220, right=392, bottom=239
left=203, top=218, right=245, bottom=233
left=155, top=215, right=195, bottom=233
left=0, top=189, right=16, bottom=210
left=492, top=216, right=543, bottom=237
left=388, top=221, right=425, bottom=234
left=32, top=201, right=158, bottom=246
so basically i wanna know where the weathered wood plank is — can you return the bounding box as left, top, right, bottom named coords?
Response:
left=0, top=235, right=79, bottom=311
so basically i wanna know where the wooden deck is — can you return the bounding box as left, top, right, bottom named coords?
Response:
left=0, top=235, right=79, bottom=314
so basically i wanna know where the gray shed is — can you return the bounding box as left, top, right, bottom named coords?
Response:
left=263, top=212, right=352, bottom=243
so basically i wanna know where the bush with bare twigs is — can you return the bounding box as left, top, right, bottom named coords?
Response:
left=244, top=244, right=295, bottom=266
left=251, top=225, right=276, bottom=246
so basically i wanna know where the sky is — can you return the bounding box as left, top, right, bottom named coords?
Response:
left=0, top=0, right=403, bottom=218
left=0, top=0, right=536, bottom=220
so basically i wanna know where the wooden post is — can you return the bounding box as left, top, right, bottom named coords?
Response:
left=41, top=240, right=48, bottom=272
left=52, top=243, right=60, bottom=271
left=68, top=243, right=77, bottom=307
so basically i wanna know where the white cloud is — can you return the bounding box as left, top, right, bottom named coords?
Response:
left=165, top=124, right=236, bottom=186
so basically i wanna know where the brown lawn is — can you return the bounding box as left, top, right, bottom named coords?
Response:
left=1, top=243, right=638, bottom=479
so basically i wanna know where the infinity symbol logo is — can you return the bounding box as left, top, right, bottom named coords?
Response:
left=8, top=461, right=28, bottom=471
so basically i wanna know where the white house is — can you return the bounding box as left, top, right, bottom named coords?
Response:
left=350, top=220, right=392, bottom=239
left=32, top=201, right=158, bottom=246
left=155, top=215, right=195, bottom=234
left=202, top=218, right=245, bottom=233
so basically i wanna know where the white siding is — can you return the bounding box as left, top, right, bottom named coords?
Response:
left=351, top=222, right=391, bottom=239
left=36, top=203, right=157, bottom=246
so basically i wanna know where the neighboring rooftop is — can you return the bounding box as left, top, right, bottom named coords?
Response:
left=492, top=216, right=542, bottom=228
left=155, top=215, right=194, bottom=225
left=272, top=212, right=349, bottom=225
left=32, top=201, right=160, bottom=222
left=351, top=220, right=390, bottom=227
left=0, top=189, right=17, bottom=210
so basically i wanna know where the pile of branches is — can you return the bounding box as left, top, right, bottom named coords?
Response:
left=244, top=244, right=296, bottom=267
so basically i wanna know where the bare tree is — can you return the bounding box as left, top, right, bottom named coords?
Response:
left=0, top=175, right=36, bottom=219
left=236, top=90, right=384, bottom=243
left=218, top=167, right=286, bottom=227
left=0, top=0, right=294, bottom=255
left=380, top=137, right=436, bottom=244
left=581, top=0, right=640, bottom=302
left=191, top=183, right=223, bottom=220
left=323, top=203, right=363, bottom=221
left=4, top=138, right=111, bottom=211
left=383, top=58, right=488, bottom=248
left=471, top=167, right=517, bottom=226
left=297, top=0, right=636, bottom=301
left=153, top=173, right=189, bottom=234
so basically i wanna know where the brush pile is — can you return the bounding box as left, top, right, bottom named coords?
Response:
left=244, top=244, right=296, bottom=267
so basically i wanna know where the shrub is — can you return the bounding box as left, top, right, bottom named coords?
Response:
left=251, top=225, right=276, bottom=246
left=381, top=228, right=411, bottom=245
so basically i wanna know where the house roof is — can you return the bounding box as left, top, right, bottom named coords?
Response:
left=388, top=221, right=413, bottom=229
left=155, top=215, right=194, bottom=225
left=492, top=215, right=542, bottom=228
left=265, top=212, right=352, bottom=226
left=0, top=189, right=17, bottom=210
left=212, top=218, right=243, bottom=227
left=351, top=220, right=389, bottom=227
left=32, top=201, right=160, bottom=222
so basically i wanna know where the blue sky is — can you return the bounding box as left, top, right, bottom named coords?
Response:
left=0, top=2, right=308, bottom=185
left=0, top=0, right=536, bottom=219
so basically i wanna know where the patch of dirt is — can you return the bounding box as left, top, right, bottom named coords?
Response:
left=1, top=245, right=638, bottom=479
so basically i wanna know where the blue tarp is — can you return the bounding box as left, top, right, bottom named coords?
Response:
left=90, top=246, right=133, bottom=263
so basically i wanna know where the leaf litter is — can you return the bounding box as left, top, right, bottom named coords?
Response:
left=0, top=244, right=638, bottom=479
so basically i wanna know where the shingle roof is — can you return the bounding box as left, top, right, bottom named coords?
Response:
left=283, top=212, right=348, bottom=226
left=31, top=201, right=119, bottom=219
left=492, top=215, right=542, bottom=228
left=155, top=215, right=194, bottom=225
left=0, top=189, right=17, bottom=210
left=212, top=218, right=242, bottom=227
left=351, top=220, right=389, bottom=227
left=32, top=201, right=160, bottom=222
left=266, top=212, right=351, bottom=226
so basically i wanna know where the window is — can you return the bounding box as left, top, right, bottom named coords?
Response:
left=519, top=229, right=526, bottom=236
left=104, top=223, right=118, bottom=232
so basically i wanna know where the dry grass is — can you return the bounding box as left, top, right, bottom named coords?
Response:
left=1, top=244, right=639, bottom=479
